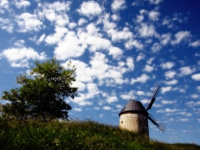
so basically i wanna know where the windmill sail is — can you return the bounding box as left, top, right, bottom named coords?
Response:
left=145, top=86, right=160, bottom=111
left=148, top=113, right=166, bottom=132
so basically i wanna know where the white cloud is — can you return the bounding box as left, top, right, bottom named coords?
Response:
left=151, top=43, right=162, bottom=52
left=107, top=96, right=118, bottom=103
left=140, top=99, right=149, bottom=105
left=14, top=39, right=25, bottom=47
left=15, top=0, right=31, bottom=9
left=116, top=105, right=123, bottom=109
left=160, top=62, right=175, bottom=69
left=186, top=101, right=200, bottom=107
left=139, top=9, right=147, bottom=14
left=136, top=14, right=144, bottom=23
left=0, top=0, right=10, bottom=13
left=191, top=73, right=200, bottom=81
left=179, top=118, right=189, bottom=122
left=164, top=70, right=176, bottom=79
left=16, top=13, right=43, bottom=32
left=190, top=94, right=199, bottom=99
left=38, top=1, right=71, bottom=26
left=131, top=74, right=150, bottom=84
left=132, top=1, right=142, bottom=6
left=87, top=36, right=111, bottom=51
left=103, top=106, right=112, bottom=110
left=0, top=18, right=14, bottom=33
left=72, top=81, right=86, bottom=91
left=11, top=59, right=29, bottom=68
left=63, top=52, right=130, bottom=87
left=198, top=119, right=200, bottom=123
left=41, top=9, right=56, bottom=22
left=102, top=14, right=116, bottom=30
left=137, top=91, right=145, bottom=95
left=111, top=14, right=120, bottom=21
left=120, top=90, right=135, bottom=100
left=88, top=52, right=109, bottom=79
left=197, top=86, right=200, bottom=91
left=78, top=18, right=87, bottom=26
left=195, top=53, right=200, bottom=57
left=136, top=53, right=145, bottom=62
left=86, top=83, right=99, bottom=99
left=77, top=24, right=116, bottom=54
left=111, top=0, right=126, bottom=12
left=137, top=23, right=156, bottom=37
left=2, top=47, right=46, bottom=61
left=68, top=22, right=77, bottom=29
left=162, top=100, right=177, bottom=105
left=94, top=107, right=100, bottom=110
left=149, top=0, right=163, bottom=4
left=106, top=27, right=133, bottom=42
left=86, top=23, right=99, bottom=35
left=45, top=26, right=68, bottom=45
left=160, top=33, right=171, bottom=45
left=162, top=17, right=173, bottom=28
left=147, top=57, right=154, bottom=65
left=143, top=65, right=154, bottom=72
left=161, top=86, right=172, bottom=94
left=179, top=66, right=196, bottom=77
left=126, top=57, right=134, bottom=71
left=62, top=60, right=92, bottom=83
left=179, top=112, right=192, bottom=117
left=54, top=31, right=87, bottom=60
left=74, top=108, right=82, bottom=112
left=77, top=1, right=102, bottom=18
left=108, top=46, right=123, bottom=59
left=56, top=14, right=69, bottom=27
left=69, top=82, right=99, bottom=106
left=2, top=47, right=46, bottom=67
left=148, top=11, right=160, bottom=21
left=157, top=108, right=179, bottom=113
left=100, top=114, right=103, bottom=117
left=71, top=94, right=93, bottom=106
left=37, top=34, right=46, bottom=45
left=172, top=13, right=188, bottom=23
left=125, top=40, right=144, bottom=50
left=0, top=0, right=9, bottom=7
left=165, top=79, right=178, bottom=85
left=89, top=52, right=129, bottom=85
left=41, top=1, right=71, bottom=12
left=189, top=40, right=200, bottom=47
left=171, top=31, right=191, bottom=45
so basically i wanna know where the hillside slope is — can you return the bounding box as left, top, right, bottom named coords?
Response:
left=0, top=118, right=199, bottom=150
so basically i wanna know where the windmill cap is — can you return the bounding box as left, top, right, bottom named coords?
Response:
left=119, top=99, right=147, bottom=116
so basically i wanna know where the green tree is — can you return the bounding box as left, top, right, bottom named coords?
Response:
left=1, top=59, right=77, bottom=121
left=0, top=104, right=3, bottom=116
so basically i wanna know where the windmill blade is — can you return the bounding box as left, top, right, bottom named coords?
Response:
left=148, top=113, right=166, bottom=132
left=145, top=86, right=160, bottom=111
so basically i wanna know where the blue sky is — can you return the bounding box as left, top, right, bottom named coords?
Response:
left=0, top=0, right=200, bottom=145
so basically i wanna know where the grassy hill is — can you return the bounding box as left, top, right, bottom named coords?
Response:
left=0, top=118, right=199, bottom=150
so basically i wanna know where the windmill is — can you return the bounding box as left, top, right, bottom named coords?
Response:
left=119, top=86, right=165, bottom=138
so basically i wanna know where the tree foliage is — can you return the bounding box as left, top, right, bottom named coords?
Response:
left=1, top=59, right=77, bottom=120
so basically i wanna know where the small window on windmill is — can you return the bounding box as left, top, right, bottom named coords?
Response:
left=143, top=129, right=145, bottom=134
left=121, top=121, right=123, bottom=124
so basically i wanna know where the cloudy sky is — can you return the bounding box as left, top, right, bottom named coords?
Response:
left=0, top=0, right=200, bottom=144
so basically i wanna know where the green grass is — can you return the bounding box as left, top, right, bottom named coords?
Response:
left=0, top=118, right=199, bottom=150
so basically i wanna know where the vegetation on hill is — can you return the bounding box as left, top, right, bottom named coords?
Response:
left=0, top=118, right=199, bottom=150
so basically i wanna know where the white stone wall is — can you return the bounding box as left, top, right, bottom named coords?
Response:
left=119, top=113, right=149, bottom=137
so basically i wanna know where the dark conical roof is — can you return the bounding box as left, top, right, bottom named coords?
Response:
left=119, top=99, right=147, bottom=116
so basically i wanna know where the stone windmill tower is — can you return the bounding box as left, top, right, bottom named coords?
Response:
left=119, top=86, right=165, bottom=138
